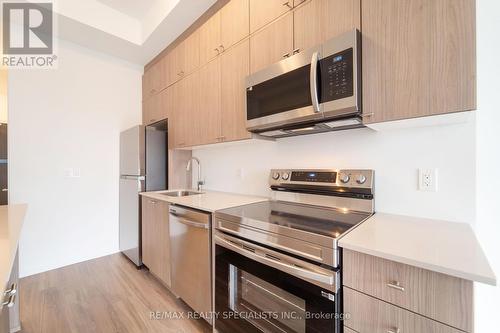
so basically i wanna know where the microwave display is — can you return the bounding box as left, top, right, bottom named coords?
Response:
left=320, top=48, right=354, bottom=103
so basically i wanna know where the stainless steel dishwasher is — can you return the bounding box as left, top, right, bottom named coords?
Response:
left=169, top=205, right=211, bottom=318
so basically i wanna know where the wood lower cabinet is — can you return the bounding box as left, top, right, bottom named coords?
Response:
left=250, top=0, right=292, bottom=33
left=294, top=0, right=360, bottom=52
left=344, top=287, right=464, bottom=333
left=361, top=0, right=475, bottom=124
left=250, top=13, right=294, bottom=73
left=220, top=0, right=250, bottom=51
left=221, top=40, right=252, bottom=142
left=343, top=250, right=473, bottom=333
left=141, top=196, right=171, bottom=287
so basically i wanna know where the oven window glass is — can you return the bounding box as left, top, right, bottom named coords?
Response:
left=247, top=64, right=312, bottom=120
left=215, top=244, right=340, bottom=333
left=229, top=265, right=306, bottom=333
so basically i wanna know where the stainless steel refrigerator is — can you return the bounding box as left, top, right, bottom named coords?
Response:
left=119, top=123, right=167, bottom=266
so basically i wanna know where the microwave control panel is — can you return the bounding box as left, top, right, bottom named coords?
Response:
left=320, top=48, right=354, bottom=102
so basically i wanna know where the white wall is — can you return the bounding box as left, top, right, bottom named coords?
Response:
left=8, top=39, right=142, bottom=277
left=474, top=0, right=500, bottom=331
left=193, top=121, right=476, bottom=224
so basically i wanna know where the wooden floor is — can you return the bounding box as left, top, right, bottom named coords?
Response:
left=19, top=254, right=212, bottom=333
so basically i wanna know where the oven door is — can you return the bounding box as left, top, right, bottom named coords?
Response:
left=245, top=46, right=322, bottom=132
left=214, top=232, right=341, bottom=333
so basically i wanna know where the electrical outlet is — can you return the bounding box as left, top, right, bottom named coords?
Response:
left=418, top=168, right=438, bottom=192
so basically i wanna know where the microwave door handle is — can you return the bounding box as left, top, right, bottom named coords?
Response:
left=310, top=51, right=321, bottom=113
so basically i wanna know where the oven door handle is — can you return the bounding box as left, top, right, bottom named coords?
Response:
left=310, top=51, right=321, bottom=113
left=215, top=234, right=335, bottom=287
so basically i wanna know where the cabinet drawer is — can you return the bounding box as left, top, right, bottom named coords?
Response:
left=344, top=287, right=465, bottom=333
left=343, top=250, right=472, bottom=332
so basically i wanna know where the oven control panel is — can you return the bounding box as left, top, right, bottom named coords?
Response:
left=269, top=169, right=374, bottom=190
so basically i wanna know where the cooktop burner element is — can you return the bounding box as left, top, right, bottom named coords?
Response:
left=214, top=169, right=375, bottom=268
left=216, top=200, right=371, bottom=239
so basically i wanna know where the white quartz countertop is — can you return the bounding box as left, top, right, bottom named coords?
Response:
left=140, top=190, right=269, bottom=212
left=1, top=204, right=27, bottom=295
left=339, top=213, right=496, bottom=286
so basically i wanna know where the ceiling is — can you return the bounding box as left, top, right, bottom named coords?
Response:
left=24, top=0, right=218, bottom=66
left=96, top=0, right=160, bottom=21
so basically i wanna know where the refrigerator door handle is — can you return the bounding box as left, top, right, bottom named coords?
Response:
left=120, top=175, right=145, bottom=180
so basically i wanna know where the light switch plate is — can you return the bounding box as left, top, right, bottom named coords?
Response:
left=418, top=168, right=438, bottom=192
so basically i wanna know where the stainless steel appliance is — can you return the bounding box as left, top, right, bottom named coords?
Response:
left=0, top=123, right=7, bottom=205
left=119, top=122, right=167, bottom=266
left=214, top=168, right=374, bottom=333
left=169, top=206, right=211, bottom=319
left=246, top=29, right=361, bottom=138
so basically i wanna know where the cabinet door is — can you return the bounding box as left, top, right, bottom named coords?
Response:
left=197, top=59, right=222, bottom=145
left=221, top=40, right=252, bottom=142
left=362, top=0, right=475, bottom=124
left=250, top=0, right=292, bottom=33
left=141, top=197, right=171, bottom=287
left=182, top=29, right=200, bottom=75
left=142, top=62, right=162, bottom=100
left=199, top=12, right=221, bottom=65
left=172, top=72, right=200, bottom=148
left=294, top=0, right=360, bottom=52
left=221, top=0, right=250, bottom=50
left=143, top=93, right=162, bottom=125
left=250, top=13, right=293, bottom=73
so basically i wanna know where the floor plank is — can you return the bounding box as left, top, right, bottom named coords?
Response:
left=20, top=253, right=212, bottom=333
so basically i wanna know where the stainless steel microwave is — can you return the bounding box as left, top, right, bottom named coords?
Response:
left=246, top=29, right=361, bottom=138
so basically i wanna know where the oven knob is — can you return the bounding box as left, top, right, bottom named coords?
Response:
left=339, top=173, right=350, bottom=184
left=272, top=172, right=280, bottom=180
left=356, top=174, right=367, bottom=184
left=282, top=172, right=290, bottom=180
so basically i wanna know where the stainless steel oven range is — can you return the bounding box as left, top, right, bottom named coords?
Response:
left=213, top=169, right=375, bottom=333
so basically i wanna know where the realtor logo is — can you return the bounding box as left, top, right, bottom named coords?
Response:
left=1, top=1, right=57, bottom=68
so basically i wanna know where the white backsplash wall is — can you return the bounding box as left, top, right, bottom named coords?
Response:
left=193, top=120, right=475, bottom=224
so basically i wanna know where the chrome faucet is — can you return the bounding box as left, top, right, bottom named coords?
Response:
left=186, top=157, right=205, bottom=191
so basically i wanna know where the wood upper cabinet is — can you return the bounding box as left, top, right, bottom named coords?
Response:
left=199, top=12, right=221, bottom=65
left=250, top=0, right=293, bottom=33
left=171, top=71, right=200, bottom=148
left=221, top=0, right=250, bottom=51
left=141, top=196, right=171, bottom=287
left=142, top=61, right=164, bottom=100
left=197, top=59, right=222, bottom=145
left=221, top=40, right=252, bottom=142
left=362, top=0, right=476, bottom=124
left=143, top=92, right=165, bottom=126
left=294, top=0, right=360, bottom=52
left=250, top=13, right=293, bottom=73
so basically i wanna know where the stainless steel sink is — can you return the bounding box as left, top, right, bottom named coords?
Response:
left=160, top=190, right=203, bottom=197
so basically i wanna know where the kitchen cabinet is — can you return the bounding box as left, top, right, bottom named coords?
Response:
left=141, top=196, right=171, bottom=287
left=168, top=30, right=200, bottom=86
left=250, top=13, right=294, bottom=73
left=293, top=0, right=360, bottom=52
left=221, top=40, right=252, bottom=142
left=197, top=59, right=222, bottom=145
left=199, top=12, right=221, bottom=65
left=249, top=0, right=293, bottom=33
left=142, top=60, right=164, bottom=101
left=220, top=0, right=250, bottom=51
left=171, top=72, right=200, bottom=148
left=143, top=90, right=167, bottom=126
left=343, top=249, right=473, bottom=333
left=361, top=0, right=476, bottom=124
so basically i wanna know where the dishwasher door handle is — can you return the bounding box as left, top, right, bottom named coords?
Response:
left=171, top=215, right=209, bottom=229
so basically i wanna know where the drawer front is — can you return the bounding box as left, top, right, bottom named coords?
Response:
left=344, top=287, right=465, bottom=333
left=343, top=250, right=472, bottom=332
